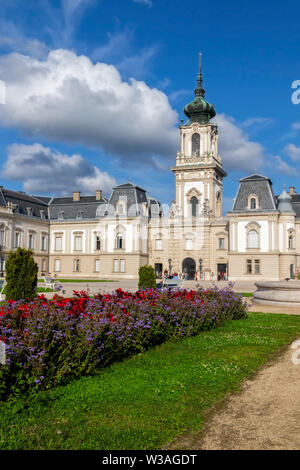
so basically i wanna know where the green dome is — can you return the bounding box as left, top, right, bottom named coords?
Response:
left=184, top=58, right=216, bottom=124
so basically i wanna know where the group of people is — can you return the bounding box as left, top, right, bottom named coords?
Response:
left=157, top=270, right=227, bottom=281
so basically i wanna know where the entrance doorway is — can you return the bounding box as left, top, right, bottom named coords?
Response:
left=154, top=263, right=163, bottom=279
left=182, top=258, right=196, bottom=280
left=217, top=263, right=227, bottom=281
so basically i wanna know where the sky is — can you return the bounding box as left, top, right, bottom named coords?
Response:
left=0, top=0, right=299, bottom=213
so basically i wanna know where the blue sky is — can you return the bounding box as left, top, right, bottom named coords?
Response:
left=0, top=0, right=299, bottom=213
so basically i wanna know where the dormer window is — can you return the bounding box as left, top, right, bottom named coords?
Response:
left=76, top=210, right=84, bottom=219
left=40, top=210, right=45, bottom=219
left=26, top=207, right=33, bottom=216
left=248, top=194, right=259, bottom=210
left=58, top=211, right=64, bottom=220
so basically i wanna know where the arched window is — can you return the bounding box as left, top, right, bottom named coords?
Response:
left=250, top=198, right=256, bottom=209
left=190, top=196, right=198, bottom=217
left=116, top=233, right=124, bottom=250
left=248, top=230, right=259, bottom=249
left=192, top=133, right=200, bottom=157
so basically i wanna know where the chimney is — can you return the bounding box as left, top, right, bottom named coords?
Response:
left=288, top=186, right=296, bottom=195
left=73, top=191, right=81, bottom=202
left=96, top=189, right=102, bottom=201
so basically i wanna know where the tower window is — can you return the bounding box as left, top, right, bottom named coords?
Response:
left=190, top=196, right=198, bottom=217
left=250, top=198, right=256, bottom=209
left=192, top=133, right=200, bottom=157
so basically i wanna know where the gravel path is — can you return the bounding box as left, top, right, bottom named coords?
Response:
left=168, top=340, right=300, bottom=450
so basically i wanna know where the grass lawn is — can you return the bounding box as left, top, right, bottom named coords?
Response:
left=0, top=312, right=300, bottom=450
left=241, top=292, right=253, bottom=297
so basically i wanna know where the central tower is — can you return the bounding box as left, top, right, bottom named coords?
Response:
left=171, top=54, right=226, bottom=218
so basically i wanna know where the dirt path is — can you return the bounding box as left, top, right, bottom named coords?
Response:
left=168, top=340, right=300, bottom=450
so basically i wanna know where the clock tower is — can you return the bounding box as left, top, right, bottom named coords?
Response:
left=171, top=54, right=226, bottom=219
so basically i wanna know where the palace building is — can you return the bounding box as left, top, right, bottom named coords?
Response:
left=0, top=62, right=299, bottom=281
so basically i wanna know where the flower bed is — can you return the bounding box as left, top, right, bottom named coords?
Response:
left=0, top=286, right=248, bottom=400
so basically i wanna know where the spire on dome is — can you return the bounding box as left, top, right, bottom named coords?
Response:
left=184, top=53, right=216, bottom=125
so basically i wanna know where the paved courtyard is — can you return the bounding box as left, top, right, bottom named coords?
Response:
left=36, top=279, right=300, bottom=315
left=40, top=279, right=257, bottom=297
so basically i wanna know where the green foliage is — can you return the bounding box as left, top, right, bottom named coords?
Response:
left=1, top=312, right=300, bottom=450
left=5, top=248, right=38, bottom=300
left=138, top=265, right=156, bottom=289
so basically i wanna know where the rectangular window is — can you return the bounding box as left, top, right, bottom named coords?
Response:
left=41, top=235, right=46, bottom=251
left=0, top=229, right=5, bottom=247
left=186, top=239, right=193, bottom=250
left=28, top=234, right=34, bottom=249
left=218, top=238, right=225, bottom=250
left=75, top=236, right=82, bottom=251
left=95, top=259, right=100, bottom=272
left=246, top=259, right=252, bottom=274
left=55, top=237, right=62, bottom=251
left=15, top=232, right=20, bottom=248
left=113, top=259, right=119, bottom=272
left=55, top=259, right=61, bottom=272
left=41, top=258, right=46, bottom=272
left=120, top=259, right=125, bottom=273
left=254, top=259, right=260, bottom=274
left=155, top=239, right=162, bottom=250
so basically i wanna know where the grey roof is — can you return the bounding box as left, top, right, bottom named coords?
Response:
left=230, top=174, right=277, bottom=213
left=100, top=182, right=149, bottom=218
left=277, top=188, right=294, bottom=213
left=49, top=195, right=107, bottom=220
left=289, top=194, right=300, bottom=218
left=0, top=187, right=6, bottom=207
left=0, top=188, right=49, bottom=219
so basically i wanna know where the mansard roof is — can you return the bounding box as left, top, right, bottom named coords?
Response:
left=98, top=182, right=149, bottom=218
left=230, top=174, right=277, bottom=213
left=49, top=194, right=108, bottom=220
left=0, top=187, right=49, bottom=219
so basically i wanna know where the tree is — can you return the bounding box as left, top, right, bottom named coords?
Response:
left=138, top=265, right=156, bottom=290
left=5, top=248, right=38, bottom=300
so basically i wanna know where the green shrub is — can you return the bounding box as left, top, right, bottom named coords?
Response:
left=138, top=265, right=156, bottom=290
left=5, top=248, right=38, bottom=300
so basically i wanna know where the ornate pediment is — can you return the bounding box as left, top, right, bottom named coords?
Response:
left=186, top=187, right=202, bottom=202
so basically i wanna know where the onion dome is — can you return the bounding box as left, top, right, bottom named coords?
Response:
left=184, top=53, right=216, bottom=125
left=278, top=186, right=294, bottom=213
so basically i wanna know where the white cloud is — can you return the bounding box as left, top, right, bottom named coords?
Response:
left=214, top=114, right=265, bottom=172
left=273, top=155, right=296, bottom=176
left=3, top=143, right=116, bottom=195
left=0, top=19, right=48, bottom=58
left=285, top=143, right=300, bottom=161
left=0, top=49, right=178, bottom=163
left=132, top=0, right=152, bottom=6
left=241, top=117, right=274, bottom=129
left=91, top=28, right=158, bottom=79
left=62, top=0, right=95, bottom=45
